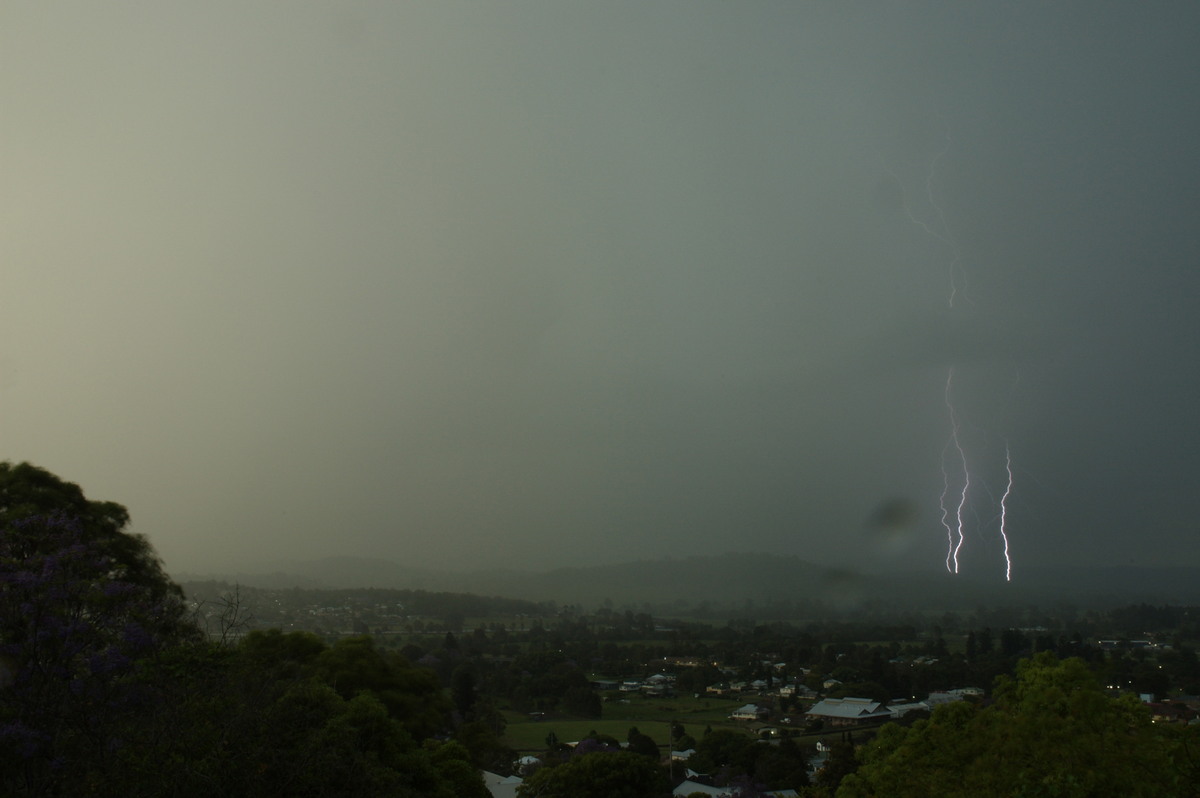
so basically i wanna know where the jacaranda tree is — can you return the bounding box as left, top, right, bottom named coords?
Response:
left=0, top=513, right=193, bottom=795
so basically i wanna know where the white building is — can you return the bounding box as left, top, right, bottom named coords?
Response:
left=730, top=703, right=768, bottom=721
left=481, top=771, right=523, bottom=798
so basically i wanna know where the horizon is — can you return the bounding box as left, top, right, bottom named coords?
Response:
left=170, top=550, right=1200, bottom=613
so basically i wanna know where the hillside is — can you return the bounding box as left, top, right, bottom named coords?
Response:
left=176, top=552, right=1200, bottom=614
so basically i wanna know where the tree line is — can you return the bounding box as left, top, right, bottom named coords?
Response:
left=0, top=462, right=497, bottom=796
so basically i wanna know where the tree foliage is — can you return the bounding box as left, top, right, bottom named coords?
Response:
left=838, top=653, right=1198, bottom=798
left=0, top=513, right=193, bottom=794
left=516, top=750, right=668, bottom=798
left=0, top=465, right=473, bottom=797
left=0, top=462, right=178, bottom=601
left=686, top=729, right=809, bottom=792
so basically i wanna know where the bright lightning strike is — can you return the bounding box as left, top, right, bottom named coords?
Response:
left=940, top=439, right=955, bottom=573
left=1000, top=442, right=1013, bottom=581
left=886, top=120, right=1018, bottom=581
left=940, top=368, right=969, bottom=573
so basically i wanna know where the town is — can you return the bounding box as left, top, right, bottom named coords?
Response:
left=183, top=580, right=1200, bottom=796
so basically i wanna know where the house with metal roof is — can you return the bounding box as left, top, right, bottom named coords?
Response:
left=804, top=697, right=891, bottom=726
left=729, top=703, right=769, bottom=721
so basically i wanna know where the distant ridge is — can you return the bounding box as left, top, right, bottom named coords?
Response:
left=176, top=554, right=1200, bottom=612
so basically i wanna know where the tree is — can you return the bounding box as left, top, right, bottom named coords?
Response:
left=428, top=740, right=490, bottom=798
left=815, top=740, right=858, bottom=794
left=0, top=467, right=473, bottom=797
left=688, top=728, right=755, bottom=775
left=516, top=750, right=668, bottom=798
left=252, top=684, right=451, bottom=798
left=751, top=736, right=809, bottom=791
left=626, top=727, right=660, bottom=760
left=451, top=662, right=478, bottom=718
left=314, top=635, right=450, bottom=739
left=112, top=641, right=470, bottom=798
left=0, top=513, right=193, bottom=795
left=0, top=462, right=179, bottom=602
left=455, top=718, right=514, bottom=773
left=838, top=653, right=1194, bottom=797
left=239, top=628, right=327, bottom=680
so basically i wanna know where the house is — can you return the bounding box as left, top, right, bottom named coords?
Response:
left=730, top=703, right=768, bottom=721
left=481, top=771, right=523, bottom=798
left=805, top=697, right=891, bottom=726
left=782, top=681, right=818, bottom=700
left=673, top=781, right=727, bottom=797
left=642, top=673, right=672, bottom=696
left=888, top=699, right=929, bottom=719
left=808, top=741, right=831, bottom=779
left=925, top=692, right=965, bottom=707
left=1147, top=702, right=1199, bottom=724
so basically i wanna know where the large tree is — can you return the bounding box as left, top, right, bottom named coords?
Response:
left=837, top=653, right=1198, bottom=798
left=0, top=462, right=179, bottom=600
left=0, top=513, right=192, bottom=795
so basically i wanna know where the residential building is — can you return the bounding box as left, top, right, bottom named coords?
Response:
left=805, top=697, right=892, bottom=726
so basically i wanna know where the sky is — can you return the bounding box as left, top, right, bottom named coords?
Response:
left=3, top=2, right=1198, bottom=579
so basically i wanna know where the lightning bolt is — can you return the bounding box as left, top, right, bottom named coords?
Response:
left=940, top=368, right=969, bottom=573
left=939, top=439, right=955, bottom=573
left=886, top=120, right=1017, bottom=581
left=883, top=130, right=970, bottom=310
left=1000, top=442, right=1013, bottom=581
left=923, top=142, right=971, bottom=310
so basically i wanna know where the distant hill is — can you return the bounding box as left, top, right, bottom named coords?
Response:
left=176, top=554, right=1200, bottom=613
left=1013, top=564, right=1200, bottom=606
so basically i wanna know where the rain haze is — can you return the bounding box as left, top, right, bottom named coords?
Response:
left=3, top=2, right=1198, bottom=582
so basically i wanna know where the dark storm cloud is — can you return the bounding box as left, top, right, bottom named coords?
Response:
left=3, top=1, right=1198, bottom=576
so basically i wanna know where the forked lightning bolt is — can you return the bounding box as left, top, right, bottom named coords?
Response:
left=888, top=122, right=1017, bottom=580
left=940, top=369, right=969, bottom=573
